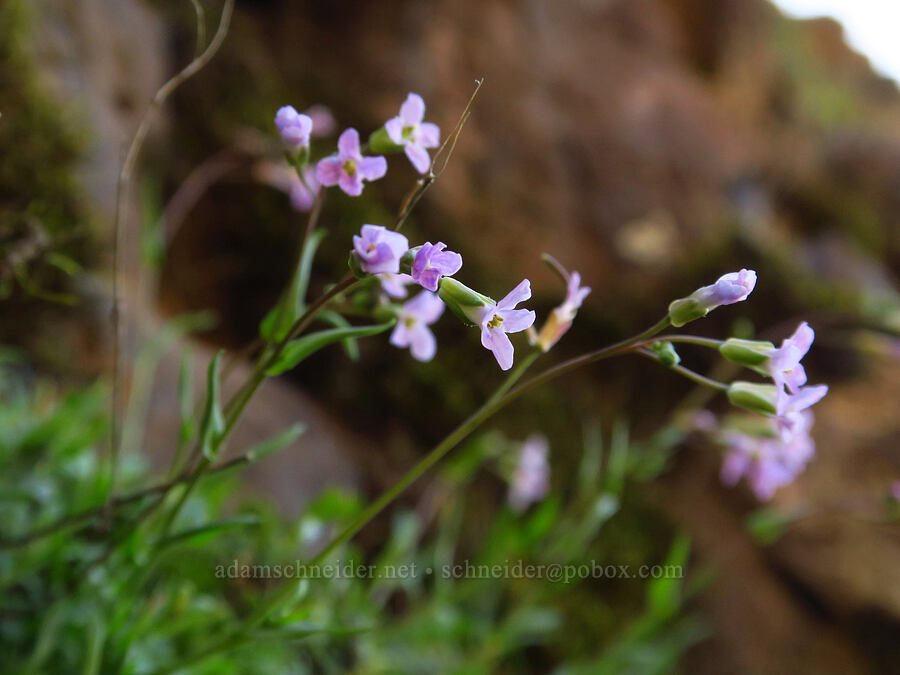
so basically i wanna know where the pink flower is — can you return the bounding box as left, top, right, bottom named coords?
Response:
left=508, top=435, right=550, bottom=512
left=535, top=270, right=591, bottom=351
left=767, top=322, right=814, bottom=395
left=696, top=269, right=757, bottom=307
left=411, top=242, right=463, bottom=292
left=775, top=383, right=828, bottom=417
left=305, top=104, right=336, bottom=137
left=385, top=93, right=441, bottom=174
left=288, top=166, right=320, bottom=212
left=352, top=225, right=409, bottom=275
left=378, top=273, right=414, bottom=299
left=390, top=291, right=444, bottom=362
left=274, top=106, right=313, bottom=149
left=720, top=413, right=816, bottom=501
left=254, top=161, right=319, bottom=212
left=317, top=128, right=387, bottom=196
left=479, top=280, right=536, bottom=371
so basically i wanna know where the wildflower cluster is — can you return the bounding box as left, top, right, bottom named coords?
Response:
left=665, top=273, right=829, bottom=500
left=714, top=322, right=828, bottom=500
left=272, top=94, right=828, bottom=503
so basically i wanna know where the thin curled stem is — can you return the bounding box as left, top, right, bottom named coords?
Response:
left=107, top=0, right=235, bottom=507
left=393, top=78, right=483, bottom=232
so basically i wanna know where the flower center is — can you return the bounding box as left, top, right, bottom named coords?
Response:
left=342, top=159, right=357, bottom=177
left=488, top=314, right=504, bottom=329
left=401, top=125, right=415, bottom=140
left=404, top=316, right=417, bottom=328
left=366, top=243, right=376, bottom=253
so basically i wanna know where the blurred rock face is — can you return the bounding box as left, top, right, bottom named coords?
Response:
left=13, top=0, right=900, bottom=672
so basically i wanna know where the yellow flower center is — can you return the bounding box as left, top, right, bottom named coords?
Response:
left=488, top=314, right=504, bottom=329
left=342, top=159, right=357, bottom=176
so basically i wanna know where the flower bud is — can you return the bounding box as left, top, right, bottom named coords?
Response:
left=727, top=381, right=778, bottom=416
left=719, top=338, right=774, bottom=368
left=651, top=340, right=681, bottom=366
left=668, top=269, right=757, bottom=327
left=398, top=248, right=417, bottom=275
left=438, top=277, right=494, bottom=327
left=667, top=298, right=706, bottom=327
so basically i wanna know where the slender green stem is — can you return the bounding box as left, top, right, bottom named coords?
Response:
left=636, top=348, right=729, bottom=391
left=500, top=315, right=671, bottom=404
left=649, top=335, right=723, bottom=349
left=155, top=459, right=208, bottom=543
left=247, top=350, right=540, bottom=626
left=159, top=277, right=361, bottom=539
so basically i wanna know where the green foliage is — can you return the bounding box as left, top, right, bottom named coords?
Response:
left=0, top=369, right=703, bottom=673
left=198, top=350, right=225, bottom=461
left=265, top=321, right=396, bottom=376
left=259, top=229, right=329, bottom=343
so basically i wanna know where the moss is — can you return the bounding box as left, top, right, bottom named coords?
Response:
left=0, top=0, right=96, bottom=370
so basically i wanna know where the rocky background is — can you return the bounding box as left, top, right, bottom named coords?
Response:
left=2, top=0, right=900, bottom=671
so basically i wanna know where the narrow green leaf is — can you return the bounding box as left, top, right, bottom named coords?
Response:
left=159, top=514, right=260, bottom=548
left=246, top=422, right=306, bottom=461
left=199, top=350, right=225, bottom=461
left=604, top=419, right=630, bottom=497
left=317, top=310, right=361, bottom=361
left=81, top=609, right=106, bottom=675
left=293, top=228, right=328, bottom=314
left=45, top=252, right=82, bottom=277
left=647, top=533, right=690, bottom=618
left=265, top=321, right=395, bottom=376
left=251, top=624, right=369, bottom=641
left=577, top=421, right=604, bottom=500
left=260, top=229, right=328, bottom=342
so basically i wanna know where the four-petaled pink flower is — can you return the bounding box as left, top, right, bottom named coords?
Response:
left=411, top=242, right=463, bottom=292
left=317, top=128, right=387, bottom=196
left=479, top=280, right=537, bottom=371
left=767, top=322, right=814, bottom=395
left=352, top=225, right=409, bottom=275
left=275, top=106, right=313, bottom=149
left=385, top=93, right=441, bottom=174
left=390, top=291, right=445, bottom=362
